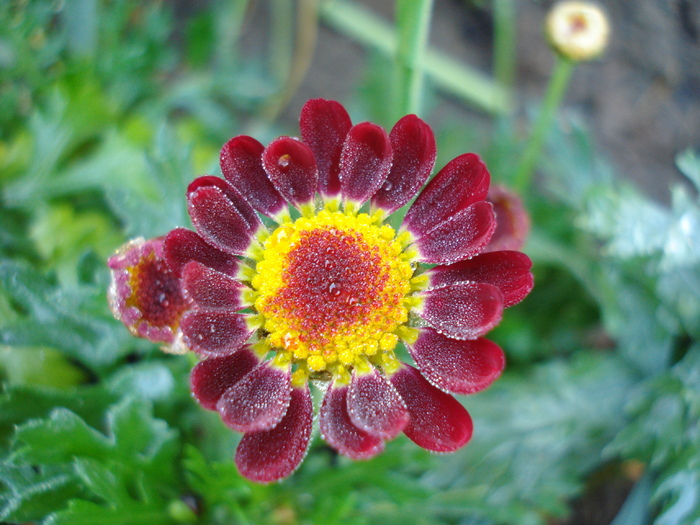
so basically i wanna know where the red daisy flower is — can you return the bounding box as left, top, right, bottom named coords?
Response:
left=108, top=237, right=192, bottom=353
left=161, top=99, right=533, bottom=483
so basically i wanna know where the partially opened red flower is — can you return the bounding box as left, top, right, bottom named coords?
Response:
left=108, top=237, right=191, bottom=353
left=131, top=99, right=533, bottom=483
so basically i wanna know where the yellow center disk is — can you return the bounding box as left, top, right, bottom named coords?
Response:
left=251, top=210, right=415, bottom=384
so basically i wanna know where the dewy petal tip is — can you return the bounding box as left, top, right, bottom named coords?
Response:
left=108, top=99, right=534, bottom=483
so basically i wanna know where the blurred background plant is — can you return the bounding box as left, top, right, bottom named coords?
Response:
left=1, top=1, right=698, bottom=524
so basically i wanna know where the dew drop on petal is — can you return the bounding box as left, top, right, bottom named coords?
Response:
left=382, top=180, right=393, bottom=191
left=278, top=154, right=291, bottom=168
left=328, top=282, right=341, bottom=296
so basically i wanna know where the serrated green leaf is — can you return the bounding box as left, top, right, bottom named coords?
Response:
left=14, top=407, right=112, bottom=463
left=606, top=347, right=700, bottom=468
left=45, top=496, right=174, bottom=525
left=0, top=260, right=132, bottom=369
left=654, top=444, right=700, bottom=525
left=0, top=462, right=80, bottom=522
left=0, top=383, right=118, bottom=450
left=5, top=397, right=181, bottom=522
left=597, top=263, right=677, bottom=375
left=106, top=397, right=179, bottom=470
left=104, top=126, right=192, bottom=238
left=418, top=352, right=637, bottom=525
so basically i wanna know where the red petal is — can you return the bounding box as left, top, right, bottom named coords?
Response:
left=218, top=363, right=292, bottom=432
left=347, top=369, right=408, bottom=440
left=319, top=382, right=384, bottom=460
left=300, top=98, right=352, bottom=197
left=190, top=347, right=259, bottom=410
left=390, top=365, right=473, bottom=452
left=235, top=385, right=313, bottom=483
left=181, top=261, right=248, bottom=310
left=220, top=135, right=287, bottom=218
left=371, top=114, right=436, bottom=213
left=408, top=328, right=505, bottom=395
left=262, top=137, right=318, bottom=208
left=413, top=201, right=496, bottom=264
left=187, top=176, right=261, bottom=234
left=428, top=251, right=534, bottom=308
left=164, top=228, right=238, bottom=277
left=484, top=184, right=530, bottom=253
left=403, top=153, right=490, bottom=237
left=417, top=282, right=504, bottom=340
left=188, top=186, right=257, bottom=256
left=181, top=309, right=252, bottom=356
left=338, top=122, right=392, bottom=205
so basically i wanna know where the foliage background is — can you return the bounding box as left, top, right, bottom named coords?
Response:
left=1, top=1, right=698, bottom=524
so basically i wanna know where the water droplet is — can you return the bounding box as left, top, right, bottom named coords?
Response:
left=278, top=154, right=291, bottom=168
left=382, top=180, right=393, bottom=191
left=347, top=296, right=358, bottom=306
left=324, top=259, right=333, bottom=269
left=325, top=246, right=334, bottom=254
left=328, top=282, right=341, bottom=296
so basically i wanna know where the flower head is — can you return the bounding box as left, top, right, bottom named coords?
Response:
left=108, top=237, right=191, bottom=352
left=134, top=99, right=533, bottom=483
left=546, top=1, right=610, bottom=61
left=485, top=184, right=531, bottom=252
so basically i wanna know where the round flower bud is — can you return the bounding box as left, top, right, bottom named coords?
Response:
left=108, top=237, right=191, bottom=353
left=546, top=2, right=610, bottom=61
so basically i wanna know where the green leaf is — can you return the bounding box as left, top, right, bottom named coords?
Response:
left=421, top=352, right=637, bottom=525
left=49, top=209, right=122, bottom=268
left=46, top=496, right=174, bottom=525
left=606, top=347, right=700, bottom=524
left=0, top=259, right=132, bottom=370
left=3, top=397, right=180, bottom=522
left=104, top=126, right=192, bottom=238
left=0, top=345, right=87, bottom=389
left=106, top=361, right=177, bottom=403
left=653, top=451, right=700, bottom=525
left=606, top=346, right=700, bottom=468
left=14, top=408, right=112, bottom=463
left=0, top=462, right=81, bottom=523
left=0, top=383, right=118, bottom=450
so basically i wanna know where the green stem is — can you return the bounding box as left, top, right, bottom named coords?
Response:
left=493, top=0, right=516, bottom=92
left=321, top=0, right=510, bottom=115
left=513, top=56, right=575, bottom=192
left=395, top=0, right=434, bottom=117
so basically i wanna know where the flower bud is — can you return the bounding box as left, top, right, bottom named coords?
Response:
left=546, top=2, right=610, bottom=61
left=485, top=185, right=530, bottom=252
left=108, top=237, right=191, bottom=353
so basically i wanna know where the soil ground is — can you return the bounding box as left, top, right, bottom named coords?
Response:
left=285, top=0, right=700, bottom=204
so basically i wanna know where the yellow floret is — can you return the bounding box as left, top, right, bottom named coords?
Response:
left=252, top=209, right=418, bottom=380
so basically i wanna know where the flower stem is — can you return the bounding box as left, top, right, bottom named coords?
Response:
left=493, top=0, right=516, bottom=93
left=513, top=56, right=575, bottom=192
left=395, top=0, right=434, bottom=117
left=320, top=0, right=510, bottom=115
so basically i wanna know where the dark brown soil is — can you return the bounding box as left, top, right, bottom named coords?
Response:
left=286, top=0, right=700, bottom=204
